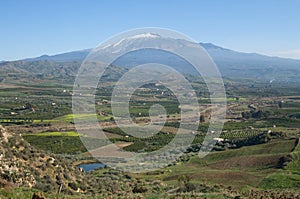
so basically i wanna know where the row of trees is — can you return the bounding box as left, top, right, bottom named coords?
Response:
left=241, top=110, right=270, bottom=119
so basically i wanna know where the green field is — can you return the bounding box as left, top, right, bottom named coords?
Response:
left=55, top=114, right=112, bottom=123
left=23, top=131, right=108, bottom=154
left=136, top=139, right=298, bottom=189
left=28, top=131, right=79, bottom=137
left=259, top=138, right=300, bottom=189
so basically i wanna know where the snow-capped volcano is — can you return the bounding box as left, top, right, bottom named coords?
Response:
left=14, top=37, right=300, bottom=81
left=101, top=33, right=162, bottom=50
left=90, top=33, right=203, bottom=74
left=96, top=32, right=203, bottom=57
left=130, top=33, right=161, bottom=39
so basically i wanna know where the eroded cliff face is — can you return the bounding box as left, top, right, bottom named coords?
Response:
left=0, top=125, right=35, bottom=187
left=0, top=125, right=85, bottom=193
left=0, top=125, right=11, bottom=142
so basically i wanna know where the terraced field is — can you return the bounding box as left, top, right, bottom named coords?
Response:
left=137, top=138, right=298, bottom=188
left=259, top=138, right=300, bottom=189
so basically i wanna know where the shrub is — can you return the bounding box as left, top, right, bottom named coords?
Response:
left=68, top=182, right=78, bottom=190
left=132, top=184, right=148, bottom=193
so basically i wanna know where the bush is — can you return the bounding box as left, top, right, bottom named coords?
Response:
left=132, top=185, right=147, bottom=193
left=22, top=154, right=29, bottom=161
left=39, top=153, right=45, bottom=158
left=63, top=172, right=70, bottom=180
left=68, top=182, right=78, bottom=190
left=34, top=181, right=54, bottom=192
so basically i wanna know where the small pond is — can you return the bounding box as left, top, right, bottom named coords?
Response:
left=77, top=163, right=106, bottom=172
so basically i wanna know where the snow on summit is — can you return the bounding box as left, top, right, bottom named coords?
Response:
left=101, top=33, right=161, bottom=49
left=130, top=33, right=161, bottom=39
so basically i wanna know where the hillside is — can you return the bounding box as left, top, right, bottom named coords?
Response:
left=0, top=125, right=87, bottom=194
left=0, top=125, right=170, bottom=198
left=1, top=41, right=300, bottom=82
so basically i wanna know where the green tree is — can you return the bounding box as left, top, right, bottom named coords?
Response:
left=278, top=101, right=283, bottom=108
left=200, top=115, right=205, bottom=123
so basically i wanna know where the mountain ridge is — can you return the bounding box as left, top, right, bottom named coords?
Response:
left=24, top=42, right=300, bottom=63
left=1, top=42, right=300, bottom=81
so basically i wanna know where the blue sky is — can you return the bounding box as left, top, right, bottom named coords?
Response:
left=1, top=0, right=300, bottom=60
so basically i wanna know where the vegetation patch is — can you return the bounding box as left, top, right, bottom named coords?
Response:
left=23, top=132, right=107, bottom=154
left=259, top=138, right=300, bottom=188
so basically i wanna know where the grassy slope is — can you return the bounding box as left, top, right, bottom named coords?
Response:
left=137, top=139, right=297, bottom=189
left=259, top=138, right=300, bottom=189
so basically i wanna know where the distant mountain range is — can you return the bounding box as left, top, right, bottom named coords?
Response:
left=24, top=49, right=90, bottom=62
left=1, top=35, right=300, bottom=82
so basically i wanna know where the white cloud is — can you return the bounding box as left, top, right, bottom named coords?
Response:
left=269, top=49, right=300, bottom=60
